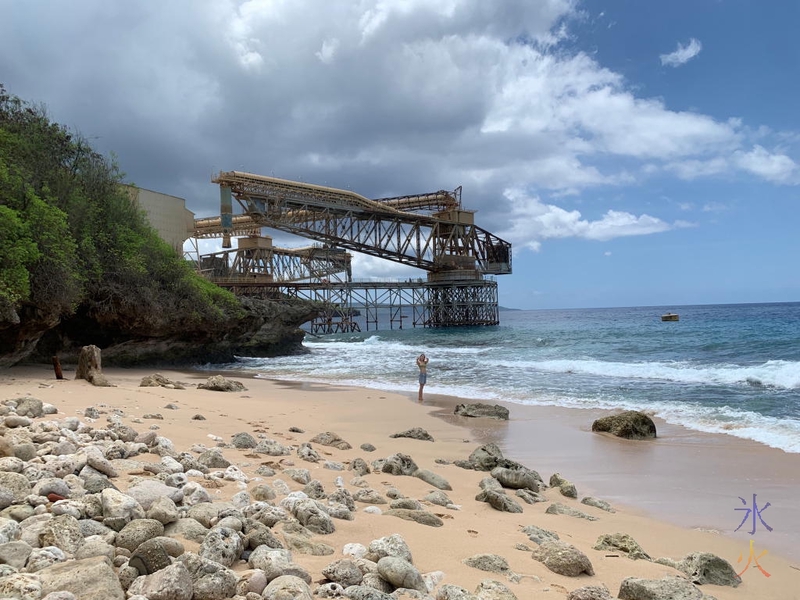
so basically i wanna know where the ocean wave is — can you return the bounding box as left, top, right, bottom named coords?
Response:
left=489, top=358, right=800, bottom=390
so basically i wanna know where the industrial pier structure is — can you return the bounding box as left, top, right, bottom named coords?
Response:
left=190, top=171, right=512, bottom=331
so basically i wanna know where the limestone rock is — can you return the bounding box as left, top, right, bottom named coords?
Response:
left=365, top=534, right=413, bottom=563
left=231, top=432, right=257, bottom=449
left=591, top=411, right=657, bottom=440
left=454, top=403, right=509, bottom=420
left=545, top=502, right=598, bottom=521
left=384, top=509, right=444, bottom=527
left=116, top=519, right=165, bottom=552
left=618, top=576, right=713, bottom=600
left=14, top=396, right=44, bottom=418
left=389, top=427, right=434, bottom=442
left=0, top=472, right=32, bottom=503
left=521, top=524, right=559, bottom=545
left=38, top=514, right=84, bottom=554
left=379, top=453, right=419, bottom=476
left=377, top=556, right=427, bottom=593
left=593, top=533, right=651, bottom=561
left=473, top=579, right=518, bottom=600
left=491, top=467, right=541, bottom=492
left=413, top=469, right=451, bottom=491
left=567, top=585, right=613, bottom=600
left=127, top=561, right=193, bottom=600
left=197, top=375, right=246, bottom=392
left=262, top=574, right=313, bottom=600
left=322, top=558, right=364, bottom=587
left=310, top=431, right=352, bottom=450
left=581, top=497, right=616, bottom=513
left=0, top=572, right=43, bottom=600
left=532, top=540, right=594, bottom=577
left=475, top=489, right=523, bottom=513
left=675, top=552, right=741, bottom=587
left=199, top=526, right=244, bottom=567
left=463, top=554, right=510, bottom=573
left=38, top=555, right=124, bottom=600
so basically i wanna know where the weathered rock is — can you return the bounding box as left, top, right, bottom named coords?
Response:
left=454, top=403, right=509, bottom=420
left=248, top=547, right=311, bottom=584
left=581, top=497, right=616, bottom=513
left=127, top=561, right=193, bottom=600
left=491, top=467, right=540, bottom=492
left=413, top=469, right=452, bottom=490
left=467, top=444, right=505, bottom=471
left=566, top=585, right=613, bottom=600
left=353, top=489, right=387, bottom=504
left=75, top=345, right=113, bottom=387
left=343, top=584, right=394, bottom=599
left=463, top=554, right=510, bottom=573
left=0, top=472, right=32, bottom=503
left=545, top=502, right=598, bottom=521
left=436, top=584, right=477, bottom=600
left=284, top=468, right=311, bottom=485
left=14, top=397, right=44, bottom=418
left=197, top=375, right=246, bottom=392
left=164, top=517, right=208, bottom=543
left=38, top=555, right=124, bottom=600
left=100, top=488, right=145, bottom=530
left=423, top=490, right=453, bottom=507
left=116, top=519, right=165, bottom=552
left=25, top=546, right=67, bottom=572
left=473, top=579, right=518, bottom=600
left=365, top=534, right=413, bottom=563
left=377, top=556, right=427, bottom=593
left=593, top=533, right=651, bottom=561
left=385, top=509, right=444, bottom=527
left=128, top=539, right=173, bottom=576
left=38, top=514, right=84, bottom=554
left=475, top=489, right=523, bottom=513
left=292, top=499, right=335, bottom=535
left=618, top=576, right=712, bottom=600
left=310, top=431, right=352, bottom=450
left=591, top=411, right=657, bottom=440
left=380, top=453, right=419, bottom=476
left=196, top=449, right=231, bottom=469
left=389, top=427, right=434, bottom=442
left=282, top=531, right=335, bottom=556
left=0, top=572, right=42, bottom=600
left=262, top=574, right=313, bottom=600
left=322, top=558, right=364, bottom=587
left=0, top=540, right=32, bottom=569
left=532, top=540, right=594, bottom=577
left=515, top=489, right=546, bottom=505
left=231, top=432, right=257, bottom=448
left=147, top=495, right=180, bottom=525
left=675, top=552, right=741, bottom=587
left=178, top=553, right=238, bottom=600
left=521, top=524, right=559, bottom=545
left=0, top=516, right=22, bottom=544
left=199, top=526, right=244, bottom=567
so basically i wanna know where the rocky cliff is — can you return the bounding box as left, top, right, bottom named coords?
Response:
left=4, top=296, right=320, bottom=368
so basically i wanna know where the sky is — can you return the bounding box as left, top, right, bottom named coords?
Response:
left=1, top=0, right=798, bottom=310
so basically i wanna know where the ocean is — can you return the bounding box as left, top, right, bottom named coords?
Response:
left=219, top=301, right=800, bottom=454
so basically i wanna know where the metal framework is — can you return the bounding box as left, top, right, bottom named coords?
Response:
left=213, top=171, right=511, bottom=275
left=189, top=171, right=511, bottom=330
left=214, top=278, right=499, bottom=332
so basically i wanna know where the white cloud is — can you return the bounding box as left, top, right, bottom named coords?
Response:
left=660, top=38, right=702, bottom=67
left=500, top=189, right=674, bottom=251
left=733, top=145, right=798, bottom=184
left=604, top=251, right=612, bottom=256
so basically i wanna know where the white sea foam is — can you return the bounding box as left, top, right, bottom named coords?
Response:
left=489, top=358, right=800, bottom=390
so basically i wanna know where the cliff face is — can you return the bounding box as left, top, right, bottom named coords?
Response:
left=6, top=295, right=320, bottom=368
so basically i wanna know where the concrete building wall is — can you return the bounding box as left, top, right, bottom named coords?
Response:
left=123, top=185, right=195, bottom=254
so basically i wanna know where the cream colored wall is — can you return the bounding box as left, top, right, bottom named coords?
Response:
left=124, top=185, right=195, bottom=254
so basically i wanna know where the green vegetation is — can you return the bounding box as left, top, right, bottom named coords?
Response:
left=0, top=84, right=243, bottom=337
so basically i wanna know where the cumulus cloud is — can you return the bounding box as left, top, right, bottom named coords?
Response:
left=660, top=38, right=703, bottom=67
left=0, top=1, right=795, bottom=264
left=500, top=189, right=675, bottom=251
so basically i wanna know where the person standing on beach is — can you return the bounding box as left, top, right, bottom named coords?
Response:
left=416, top=353, right=429, bottom=402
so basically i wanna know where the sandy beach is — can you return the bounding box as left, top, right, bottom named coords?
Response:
left=1, top=364, right=799, bottom=599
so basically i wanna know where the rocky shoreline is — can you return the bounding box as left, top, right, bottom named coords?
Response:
left=0, top=369, right=795, bottom=600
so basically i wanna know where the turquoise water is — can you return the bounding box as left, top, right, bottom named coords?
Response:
left=219, top=302, right=800, bottom=453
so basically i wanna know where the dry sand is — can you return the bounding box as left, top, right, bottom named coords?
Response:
left=2, top=364, right=799, bottom=599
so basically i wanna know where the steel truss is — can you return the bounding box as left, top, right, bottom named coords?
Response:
left=213, top=172, right=512, bottom=275
left=214, top=279, right=499, bottom=332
